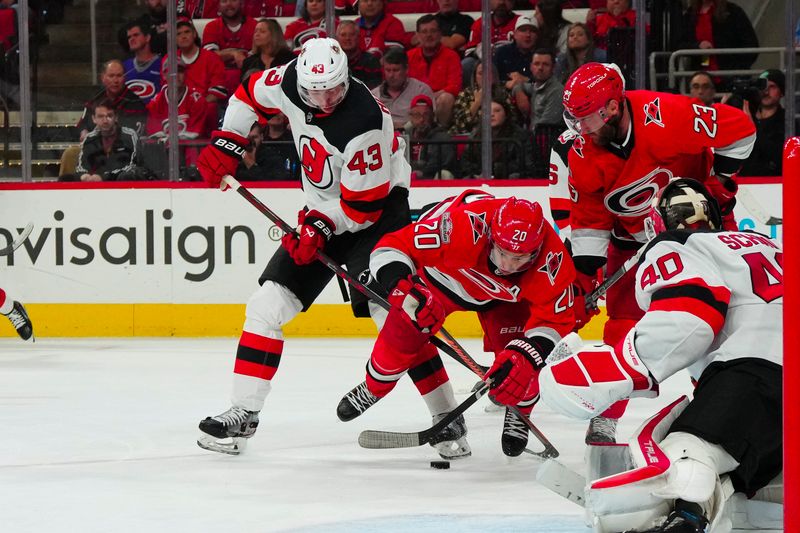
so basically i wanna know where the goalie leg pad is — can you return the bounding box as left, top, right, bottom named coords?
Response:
left=655, top=431, right=741, bottom=503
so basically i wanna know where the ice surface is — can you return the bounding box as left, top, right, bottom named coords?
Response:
left=0, top=337, right=694, bottom=532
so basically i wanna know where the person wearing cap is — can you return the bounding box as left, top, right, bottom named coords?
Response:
left=405, top=94, right=457, bottom=179
left=145, top=62, right=209, bottom=140
left=494, top=15, right=539, bottom=89
left=407, top=15, right=462, bottom=128
left=740, top=69, right=785, bottom=177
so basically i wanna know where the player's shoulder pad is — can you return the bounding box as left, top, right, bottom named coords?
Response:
left=640, top=228, right=721, bottom=260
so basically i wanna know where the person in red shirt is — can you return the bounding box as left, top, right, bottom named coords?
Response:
left=586, top=0, right=637, bottom=51
left=178, top=0, right=219, bottom=18
left=146, top=63, right=209, bottom=140
left=355, top=0, right=412, bottom=58
left=407, top=15, right=462, bottom=128
left=284, top=0, right=337, bottom=51
left=461, top=0, right=517, bottom=87
left=337, top=191, right=577, bottom=459
left=561, top=62, right=755, bottom=443
left=202, top=0, right=258, bottom=97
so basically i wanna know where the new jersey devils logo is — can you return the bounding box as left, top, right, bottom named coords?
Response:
left=643, top=97, right=664, bottom=127
left=299, top=135, right=333, bottom=189
left=604, top=168, right=673, bottom=216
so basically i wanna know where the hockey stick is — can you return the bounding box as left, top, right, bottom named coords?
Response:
left=736, top=186, right=782, bottom=226
left=220, top=175, right=488, bottom=372
left=0, top=222, right=34, bottom=256
left=222, top=176, right=557, bottom=458
left=535, top=459, right=587, bottom=507
left=585, top=246, right=645, bottom=311
left=358, top=381, right=490, bottom=449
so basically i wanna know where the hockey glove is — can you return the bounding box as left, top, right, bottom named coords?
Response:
left=539, top=329, right=658, bottom=420
left=281, top=209, right=335, bottom=265
left=196, top=130, right=248, bottom=189
left=573, top=271, right=600, bottom=332
left=485, top=338, right=546, bottom=406
left=387, top=276, right=445, bottom=335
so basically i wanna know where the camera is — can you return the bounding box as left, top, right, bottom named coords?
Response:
left=726, top=76, right=767, bottom=112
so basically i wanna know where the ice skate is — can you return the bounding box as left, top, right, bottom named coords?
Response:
left=197, top=406, right=259, bottom=455
left=337, top=381, right=381, bottom=421
left=634, top=499, right=709, bottom=532
left=585, top=415, right=617, bottom=444
left=429, top=413, right=471, bottom=459
left=501, top=408, right=529, bottom=457
left=3, top=301, right=33, bottom=341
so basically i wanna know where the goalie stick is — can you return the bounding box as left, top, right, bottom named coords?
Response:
left=585, top=246, right=645, bottom=311
left=0, top=222, right=34, bottom=256
left=222, top=176, right=558, bottom=459
left=358, top=381, right=490, bottom=450
left=735, top=186, right=782, bottom=226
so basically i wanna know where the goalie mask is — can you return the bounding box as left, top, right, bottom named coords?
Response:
left=644, top=178, right=722, bottom=240
left=296, top=38, right=350, bottom=113
left=489, top=198, right=545, bottom=275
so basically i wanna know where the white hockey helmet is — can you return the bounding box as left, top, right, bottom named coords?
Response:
left=296, top=37, right=350, bottom=113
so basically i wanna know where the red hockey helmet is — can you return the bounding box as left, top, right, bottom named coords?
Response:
left=489, top=198, right=546, bottom=275
left=562, top=62, right=625, bottom=134
left=644, top=178, right=722, bottom=240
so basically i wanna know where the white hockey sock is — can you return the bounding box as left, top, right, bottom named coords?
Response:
left=422, top=381, right=458, bottom=417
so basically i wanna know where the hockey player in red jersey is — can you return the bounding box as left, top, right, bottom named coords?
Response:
left=336, top=191, right=577, bottom=458
left=540, top=178, right=783, bottom=532
left=0, top=287, right=33, bottom=341
left=561, top=62, right=756, bottom=444
left=193, top=38, right=470, bottom=456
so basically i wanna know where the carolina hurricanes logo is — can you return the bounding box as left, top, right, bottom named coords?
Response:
left=299, top=135, right=333, bottom=189
left=643, top=97, right=664, bottom=127
left=459, top=268, right=520, bottom=302
left=537, top=251, right=563, bottom=286
left=572, top=135, right=585, bottom=158
left=125, top=80, right=157, bottom=100
left=464, top=210, right=488, bottom=244
left=604, top=168, right=674, bottom=216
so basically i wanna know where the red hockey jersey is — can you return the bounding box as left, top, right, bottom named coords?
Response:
left=567, top=90, right=755, bottom=258
left=145, top=85, right=209, bottom=139
left=371, top=190, right=576, bottom=338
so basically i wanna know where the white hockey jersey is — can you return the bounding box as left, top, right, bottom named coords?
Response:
left=222, top=62, right=411, bottom=235
left=633, top=229, right=783, bottom=383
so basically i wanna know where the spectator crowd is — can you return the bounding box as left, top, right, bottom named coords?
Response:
left=2, top=0, right=779, bottom=182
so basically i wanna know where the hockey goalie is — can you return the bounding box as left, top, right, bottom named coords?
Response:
left=539, top=178, right=783, bottom=532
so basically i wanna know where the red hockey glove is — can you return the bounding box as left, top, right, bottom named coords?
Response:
left=387, top=276, right=445, bottom=334
left=573, top=272, right=600, bottom=332
left=281, top=210, right=335, bottom=265
left=485, top=338, right=546, bottom=406
left=196, top=130, right=247, bottom=189
left=707, top=173, right=739, bottom=229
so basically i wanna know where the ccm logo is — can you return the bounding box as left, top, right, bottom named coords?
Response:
left=213, top=138, right=246, bottom=157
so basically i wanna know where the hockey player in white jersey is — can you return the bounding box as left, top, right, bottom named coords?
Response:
left=194, top=38, right=467, bottom=455
left=539, top=178, right=783, bottom=532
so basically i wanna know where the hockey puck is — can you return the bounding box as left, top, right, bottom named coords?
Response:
left=430, top=460, right=450, bottom=470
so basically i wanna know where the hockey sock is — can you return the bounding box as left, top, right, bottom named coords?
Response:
left=0, top=288, right=11, bottom=314
left=231, top=330, right=284, bottom=412
left=408, top=343, right=450, bottom=397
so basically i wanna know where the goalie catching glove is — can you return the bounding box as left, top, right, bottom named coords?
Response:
left=387, top=276, right=445, bottom=335
left=281, top=209, right=335, bottom=265
left=485, top=338, right=547, bottom=406
left=196, top=130, right=248, bottom=189
left=539, top=328, right=658, bottom=420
